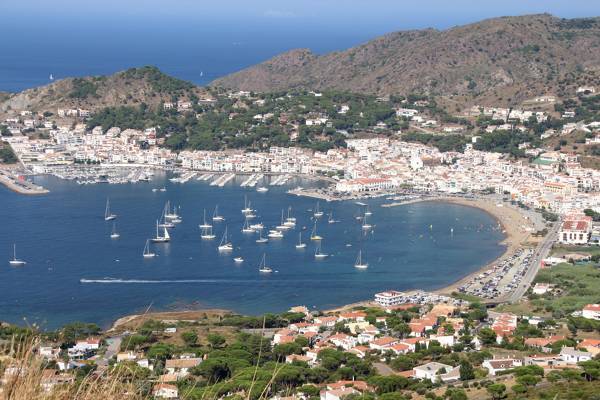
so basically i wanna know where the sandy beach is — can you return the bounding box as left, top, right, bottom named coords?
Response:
left=422, top=196, right=536, bottom=295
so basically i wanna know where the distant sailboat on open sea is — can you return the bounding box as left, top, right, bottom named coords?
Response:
left=9, top=244, right=26, bottom=267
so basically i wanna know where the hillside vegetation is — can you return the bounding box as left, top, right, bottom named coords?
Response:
left=212, top=14, right=600, bottom=106
left=0, top=66, right=206, bottom=118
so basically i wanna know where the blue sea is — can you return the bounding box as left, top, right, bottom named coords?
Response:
left=0, top=173, right=505, bottom=329
left=0, top=19, right=387, bottom=93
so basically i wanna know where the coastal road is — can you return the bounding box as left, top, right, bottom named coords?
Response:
left=97, top=335, right=122, bottom=367
left=507, top=222, right=559, bottom=303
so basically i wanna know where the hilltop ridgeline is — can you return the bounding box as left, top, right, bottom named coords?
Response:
left=212, top=14, right=600, bottom=104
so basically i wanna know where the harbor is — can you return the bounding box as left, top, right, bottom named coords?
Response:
left=0, top=172, right=505, bottom=329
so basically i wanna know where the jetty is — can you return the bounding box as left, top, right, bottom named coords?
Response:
left=0, top=170, right=48, bottom=195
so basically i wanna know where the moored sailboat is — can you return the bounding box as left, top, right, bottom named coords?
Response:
left=313, top=201, right=323, bottom=218
left=110, top=222, right=120, bottom=239
left=310, top=221, right=322, bottom=241
left=212, top=205, right=224, bottom=222
left=258, top=253, right=273, bottom=273
left=151, top=220, right=171, bottom=243
left=218, top=226, right=233, bottom=251
left=199, top=209, right=212, bottom=229
left=143, top=239, right=156, bottom=258
left=295, top=232, right=306, bottom=249
left=354, top=250, right=368, bottom=269
left=104, top=198, right=117, bottom=221
left=314, top=241, right=328, bottom=259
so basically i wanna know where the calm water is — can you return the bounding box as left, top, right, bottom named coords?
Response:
left=0, top=173, right=505, bottom=329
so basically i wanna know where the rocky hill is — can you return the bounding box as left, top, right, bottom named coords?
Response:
left=212, top=14, right=600, bottom=106
left=0, top=66, right=207, bottom=117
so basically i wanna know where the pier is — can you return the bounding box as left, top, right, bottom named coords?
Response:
left=0, top=170, right=48, bottom=195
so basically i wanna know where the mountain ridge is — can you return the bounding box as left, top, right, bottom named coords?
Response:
left=211, top=14, right=600, bottom=106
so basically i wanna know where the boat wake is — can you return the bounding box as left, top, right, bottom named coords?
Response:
left=80, top=278, right=254, bottom=284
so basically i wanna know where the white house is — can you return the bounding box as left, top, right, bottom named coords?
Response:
left=560, top=347, right=592, bottom=364
left=153, top=383, right=179, bottom=399
left=482, top=358, right=522, bottom=376
left=374, top=291, right=404, bottom=306
left=165, top=358, right=202, bottom=378
left=413, top=362, right=455, bottom=382
left=582, top=304, right=600, bottom=320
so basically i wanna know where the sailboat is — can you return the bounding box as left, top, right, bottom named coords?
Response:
left=104, top=198, right=117, bottom=221
left=256, top=228, right=268, bottom=243
left=284, top=206, right=296, bottom=227
left=110, top=222, right=120, bottom=239
left=361, top=214, right=372, bottom=230
left=328, top=211, right=338, bottom=224
left=201, top=225, right=216, bottom=240
left=310, top=221, right=322, bottom=241
left=218, top=226, right=233, bottom=251
left=241, top=195, right=253, bottom=214
left=212, top=205, right=224, bottom=222
left=258, top=253, right=273, bottom=273
left=234, top=256, right=244, bottom=263
left=165, top=202, right=182, bottom=223
left=354, top=250, right=368, bottom=269
left=295, top=232, right=306, bottom=249
left=276, top=209, right=291, bottom=230
left=314, top=241, right=328, bottom=259
left=143, top=239, right=156, bottom=258
left=313, top=202, right=324, bottom=218
left=364, top=205, right=372, bottom=216
left=242, top=217, right=254, bottom=233
left=151, top=220, right=171, bottom=243
left=158, top=205, right=174, bottom=228
left=199, top=209, right=212, bottom=229
left=49, top=73, right=54, bottom=81
left=9, top=244, right=26, bottom=266
left=267, top=229, right=284, bottom=238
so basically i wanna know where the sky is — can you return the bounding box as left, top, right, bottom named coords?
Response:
left=1, top=0, right=600, bottom=92
left=3, top=0, right=600, bottom=33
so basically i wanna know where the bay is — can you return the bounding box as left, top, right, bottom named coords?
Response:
left=0, top=173, right=505, bottom=329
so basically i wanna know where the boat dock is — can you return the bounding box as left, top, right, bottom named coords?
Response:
left=197, top=173, right=214, bottom=181
left=240, top=173, right=264, bottom=187
left=210, top=173, right=236, bottom=187
left=170, top=171, right=197, bottom=183
left=270, top=174, right=292, bottom=186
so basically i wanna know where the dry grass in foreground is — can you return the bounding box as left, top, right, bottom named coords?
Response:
left=0, top=337, right=144, bottom=400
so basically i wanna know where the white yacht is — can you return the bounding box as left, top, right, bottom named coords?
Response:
left=258, top=253, right=273, bottom=273
left=110, top=222, right=120, bottom=239
left=362, top=214, right=372, bottom=230
left=199, top=209, right=212, bottom=229
left=151, top=220, right=171, bottom=243
left=313, top=201, right=324, bottom=218
left=295, top=232, right=306, bottom=249
left=201, top=225, right=216, bottom=240
left=250, top=222, right=264, bottom=231
left=276, top=209, right=292, bottom=230
left=104, top=198, right=117, bottom=221
left=284, top=206, right=296, bottom=227
left=354, top=250, right=368, bottom=269
left=143, top=239, right=156, bottom=258
left=241, top=195, right=253, bottom=214
left=267, top=229, right=284, bottom=238
left=9, top=244, right=26, bottom=267
left=218, top=226, right=233, bottom=251
left=314, top=241, right=328, bottom=259
left=256, top=186, right=269, bottom=193
left=242, top=218, right=254, bottom=233
left=212, top=205, right=225, bottom=222
left=234, top=257, right=244, bottom=263
left=256, top=228, right=269, bottom=243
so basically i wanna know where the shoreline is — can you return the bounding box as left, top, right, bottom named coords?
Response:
left=421, top=196, right=534, bottom=297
